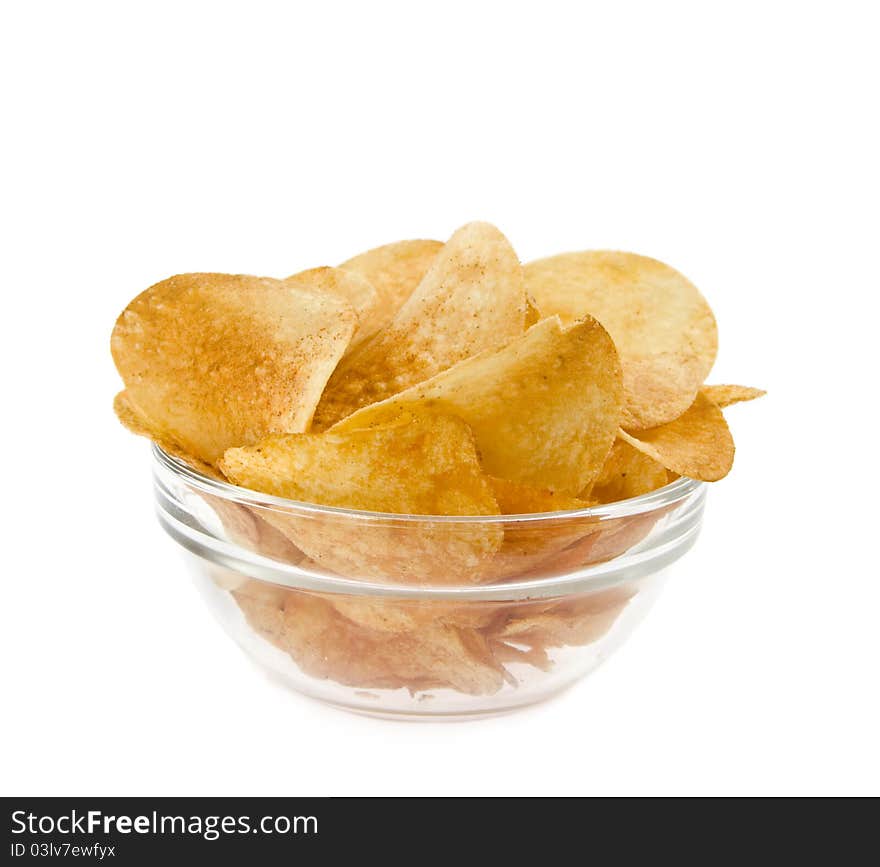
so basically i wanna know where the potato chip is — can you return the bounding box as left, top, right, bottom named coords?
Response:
left=339, top=238, right=442, bottom=335
left=701, top=384, right=766, bottom=408
left=116, top=390, right=308, bottom=564
left=489, top=477, right=592, bottom=514
left=113, top=390, right=222, bottom=479
left=588, top=438, right=670, bottom=503
left=220, top=412, right=502, bottom=583
left=206, top=496, right=307, bottom=565
left=328, top=594, right=503, bottom=634
left=480, top=478, right=597, bottom=579
left=234, top=587, right=507, bottom=694
left=111, top=273, right=356, bottom=464
left=618, top=391, right=735, bottom=481
left=495, top=587, right=633, bottom=649
left=313, top=222, right=529, bottom=429
left=220, top=412, right=498, bottom=516
left=524, top=251, right=718, bottom=430
left=284, top=266, right=380, bottom=346
left=490, top=639, right=552, bottom=672
left=524, top=294, right=541, bottom=327
left=333, top=316, right=623, bottom=495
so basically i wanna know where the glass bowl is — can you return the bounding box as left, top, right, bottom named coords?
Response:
left=153, top=445, right=705, bottom=719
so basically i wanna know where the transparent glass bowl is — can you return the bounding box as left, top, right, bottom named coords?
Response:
left=154, top=445, right=706, bottom=719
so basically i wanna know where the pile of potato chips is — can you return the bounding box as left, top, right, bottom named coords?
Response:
left=112, top=222, right=762, bottom=695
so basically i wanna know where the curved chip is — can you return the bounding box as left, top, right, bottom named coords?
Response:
left=328, top=594, right=502, bottom=634
left=493, top=587, right=634, bottom=649
left=339, top=238, right=442, bottom=336
left=113, top=390, right=222, bottom=479
left=525, top=251, right=718, bottom=430
left=588, top=438, right=670, bottom=503
left=618, top=391, right=735, bottom=481
left=701, top=384, right=766, bottom=409
left=219, top=412, right=502, bottom=583
left=488, top=477, right=592, bottom=514
left=284, top=266, right=380, bottom=346
left=111, top=273, right=356, bottom=464
left=479, top=478, right=598, bottom=581
left=333, top=316, right=623, bottom=496
left=314, top=222, right=529, bottom=430
left=115, top=391, right=306, bottom=563
left=234, top=587, right=507, bottom=695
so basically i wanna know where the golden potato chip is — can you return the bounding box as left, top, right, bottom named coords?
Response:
left=495, top=587, right=633, bottom=649
left=205, top=496, right=307, bottom=565
left=220, top=412, right=498, bottom=516
left=588, top=438, right=670, bottom=503
left=235, top=587, right=507, bottom=695
left=117, top=391, right=308, bottom=564
left=481, top=478, right=597, bottom=579
left=113, top=390, right=222, bottom=479
left=524, top=251, right=717, bottom=430
left=284, top=266, right=380, bottom=346
left=489, top=477, right=592, bottom=514
left=339, top=238, right=442, bottom=335
left=701, top=384, right=766, bottom=408
left=524, top=294, right=541, bottom=327
left=618, top=391, right=735, bottom=481
left=490, top=640, right=552, bottom=672
left=328, top=594, right=503, bottom=634
left=333, top=316, right=623, bottom=495
left=111, top=273, right=356, bottom=464
left=314, top=222, right=529, bottom=429
left=220, top=413, right=503, bottom=583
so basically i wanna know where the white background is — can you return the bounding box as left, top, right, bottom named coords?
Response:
left=2, top=1, right=877, bottom=797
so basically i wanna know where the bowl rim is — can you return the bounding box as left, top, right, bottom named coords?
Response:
left=153, top=443, right=702, bottom=523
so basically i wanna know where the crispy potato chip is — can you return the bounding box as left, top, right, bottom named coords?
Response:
left=220, top=413, right=502, bottom=583
left=486, top=521, right=600, bottom=582
left=113, top=390, right=223, bottom=479
left=117, top=391, right=307, bottom=563
left=111, top=273, right=356, bottom=464
left=314, top=222, right=529, bottom=429
left=618, top=391, right=734, bottom=481
left=220, top=412, right=499, bottom=516
left=588, top=439, right=670, bottom=503
left=525, top=251, right=718, bottom=430
left=490, top=640, right=552, bottom=672
left=480, top=478, right=597, bottom=579
left=205, top=496, right=307, bottom=565
left=284, top=266, right=380, bottom=346
left=235, top=587, right=507, bottom=694
left=701, top=384, right=766, bottom=408
left=339, top=238, right=442, bottom=336
left=333, top=316, right=623, bottom=495
left=524, top=294, right=541, bottom=327
left=495, top=587, right=633, bottom=649
left=328, top=593, right=503, bottom=634
left=489, top=477, right=592, bottom=514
